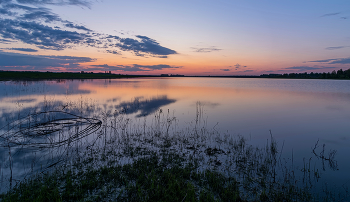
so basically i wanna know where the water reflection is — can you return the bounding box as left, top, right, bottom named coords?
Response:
left=0, top=108, right=103, bottom=188
left=0, top=97, right=177, bottom=191
left=116, top=96, right=176, bottom=117
left=0, top=80, right=91, bottom=99
left=0, top=78, right=349, bottom=196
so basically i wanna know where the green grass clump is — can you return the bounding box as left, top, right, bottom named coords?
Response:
left=0, top=154, right=244, bottom=202
left=0, top=150, right=317, bottom=202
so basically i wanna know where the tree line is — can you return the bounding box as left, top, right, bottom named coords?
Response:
left=260, top=68, right=350, bottom=79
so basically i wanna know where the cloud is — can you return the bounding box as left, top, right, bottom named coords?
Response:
left=329, top=58, right=350, bottom=64
left=191, top=46, right=221, bottom=53
left=319, top=12, right=349, bottom=20
left=0, top=39, right=14, bottom=44
left=308, top=59, right=336, bottom=63
left=326, top=46, right=349, bottom=50
left=285, top=66, right=338, bottom=71
left=321, top=12, right=340, bottom=17
left=285, top=66, right=321, bottom=71
left=90, top=64, right=181, bottom=72
left=0, top=1, right=177, bottom=57
left=7, top=48, right=38, bottom=52
left=65, top=23, right=91, bottom=31
left=0, top=50, right=94, bottom=70
left=89, top=64, right=148, bottom=72
left=220, top=69, right=230, bottom=71
left=106, top=50, right=120, bottom=55
left=0, top=19, right=90, bottom=50
left=243, top=70, right=253, bottom=72
left=15, top=0, right=91, bottom=7
left=115, top=35, right=177, bottom=57
left=14, top=98, right=37, bottom=103
left=3, top=3, right=66, bottom=23
left=234, top=63, right=247, bottom=69
left=309, top=57, right=350, bottom=64
left=20, top=9, right=62, bottom=22
left=136, top=64, right=181, bottom=70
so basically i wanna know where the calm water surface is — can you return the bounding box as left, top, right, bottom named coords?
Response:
left=0, top=77, right=349, bottom=191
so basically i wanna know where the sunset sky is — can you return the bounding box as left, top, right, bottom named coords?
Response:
left=0, top=0, right=349, bottom=75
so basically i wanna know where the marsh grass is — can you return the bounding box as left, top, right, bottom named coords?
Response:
left=1, top=153, right=244, bottom=202
left=0, top=98, right=348, bottom=201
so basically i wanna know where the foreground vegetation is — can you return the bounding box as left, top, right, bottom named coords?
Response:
left=0, top=98, right=347, bottom=201
left=0, top=150, right=312, bottom=202
left=1, top=155, right=243, bottom=202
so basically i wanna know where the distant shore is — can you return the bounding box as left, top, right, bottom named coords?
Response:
left=0, top=71, right=141, bottom=80
left=1, top=68, right=350, bottom=80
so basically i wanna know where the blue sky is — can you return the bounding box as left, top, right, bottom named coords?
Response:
left=0, top=0, right=349, bottom=75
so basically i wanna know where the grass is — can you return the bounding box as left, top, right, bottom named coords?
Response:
left=1, top=151, right=314, bottom=202
left=1, top=154, right=244, bottom=202
left=0, top=97, right=348, bottom=201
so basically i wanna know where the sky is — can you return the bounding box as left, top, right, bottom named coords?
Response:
left=0, top=0, right=350, bottom=76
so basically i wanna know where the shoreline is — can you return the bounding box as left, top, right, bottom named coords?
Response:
left=2, top=70, right=350, bottom=80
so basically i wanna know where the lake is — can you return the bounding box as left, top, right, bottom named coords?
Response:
left=0, top=77, right=349, bottom=196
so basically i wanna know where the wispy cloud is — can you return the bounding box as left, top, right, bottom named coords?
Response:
left=321, top=12, right=340, bottom=17
left=220, top=64, right=247, bottom=71
left=4, top=48, right=38, bottom=52
left=0, top=0, right=177, bottom=57
left=233, top=63, right=247, bottom=69
left=0, top=39, right=14, bottom=44
left=18, top=8, right=62, bottom=22
left=308, top=59, right=336, bottom=63
left=285, top=66, right=321, bottom=71
left=191, top=46, right=221, bottom=53
left=0, top=50, right=94, bottom=70
left=90, top=64, right=148, bottom=72
left=106, top=50, right=120, bottom=55
left=325, top=46, right=350, bottom=50
left=285, top=66, right=338, bottom=71
left=329, top=58, right=350, bottom=64
left=309, top=57, right=350, bottom=64
left=90, top=64, right=181, bottom=72
left=15, top=0, right=91, bottom=7
left=320, top=12, right=349, bottom=20
left=64, top=23, right=92, bottom=31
